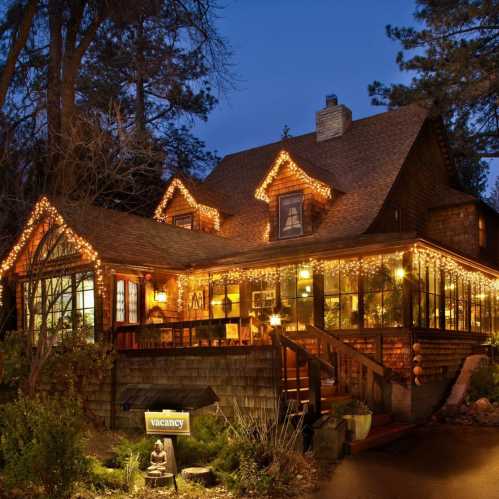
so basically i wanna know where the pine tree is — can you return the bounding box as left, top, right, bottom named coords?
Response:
left=369, top=0, right=498, bottom=197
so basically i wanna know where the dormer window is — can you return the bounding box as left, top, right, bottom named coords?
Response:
left=279, top=192, right=304, bottom=239
left=174, top=213, right=194, bottom=230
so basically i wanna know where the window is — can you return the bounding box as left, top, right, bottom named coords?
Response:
left=211, top=281, right=240, bottom=319
left=364, top=254, right=403, bottom=328
left=23, top=272, right=95, bottom=342
left=174, top=213, right=193, bottom=230
left=479, top=216, right=486, bottom=248
left=115, top=278, right=139, bottom=324
left=444, top=275, right=469, bottom=331
left=278, top=192, right=303, bottom=239
left=280, top=265, right=313, bottom=331
left=471, top=284, right=492, bottom=333
left=324, top=260, right=359, bottom=329
left=412, top=260, right=441, bottom=329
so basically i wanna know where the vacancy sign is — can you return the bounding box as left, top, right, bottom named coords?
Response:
left=145, top=411, right=191, bottom=436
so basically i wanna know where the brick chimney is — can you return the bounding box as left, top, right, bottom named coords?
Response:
left=316, top=94, right=352, bottom=142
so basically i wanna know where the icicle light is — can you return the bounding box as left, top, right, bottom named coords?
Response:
left=154, top=178, right=221, bottom=230
left=255, top=150, right=332, bottom=203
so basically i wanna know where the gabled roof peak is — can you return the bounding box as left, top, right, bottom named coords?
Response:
left=254, top=149, right=333, bottom=203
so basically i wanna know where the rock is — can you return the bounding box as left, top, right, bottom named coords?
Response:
left=471, top=397, right=494, bottom=413
left=474, top=408, right=499, bottom=426
left=181, top=467, right=214, bottom=486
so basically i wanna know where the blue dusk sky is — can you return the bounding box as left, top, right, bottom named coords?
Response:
left=194, top=0, right=498, bottom=192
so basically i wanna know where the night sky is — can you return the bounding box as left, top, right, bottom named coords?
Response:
left=194, top=0, right=498, bottom=192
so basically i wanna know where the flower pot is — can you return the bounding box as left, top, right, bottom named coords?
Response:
left=343, top=413, right=372, bottom=441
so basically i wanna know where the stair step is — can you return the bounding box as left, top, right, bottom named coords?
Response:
left=346, top=423, right=419, bottom=455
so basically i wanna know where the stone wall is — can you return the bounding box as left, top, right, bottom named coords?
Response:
left=113, top=346, right=278, bottom=430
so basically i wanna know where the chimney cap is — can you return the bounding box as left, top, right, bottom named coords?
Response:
left=326, top=94, right=338, bottom=107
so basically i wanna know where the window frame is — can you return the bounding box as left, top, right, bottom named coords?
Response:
left=278, top=191, right=304, bottom=239
left=114, top=276, right=140, bottom=325
left=173, top=213, right=194, bottom=230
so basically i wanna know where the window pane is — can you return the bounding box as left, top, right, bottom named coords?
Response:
left=324, top=296, right=340, bottom=330
left=297, top=265, right=313, bottom=297
left=296, top=298, right=313, bottom=331
left=340, top=294, right=359, bottom=328
left=280, top=267, right=296, bottom=298
left=174, top=214, right=193, bottom=230
left=364, top=292, right=382, bottom=328
left=324, top=262, right=339, bottom=294
left=279, top=193, right=304, bottom=239
left=116, top=280, right=125, bottom=322
left=128, top=281, right=138, bottom=323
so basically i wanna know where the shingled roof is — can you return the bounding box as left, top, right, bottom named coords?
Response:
left=200, top=103, right=430, bottom=248
left=51, top=200, right=241, bottom=269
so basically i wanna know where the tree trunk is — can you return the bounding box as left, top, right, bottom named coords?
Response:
left=0, top=0, right=38, bottom=110
left=47, top=0, right=62, bottom=163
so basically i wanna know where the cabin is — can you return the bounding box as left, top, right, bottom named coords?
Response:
left=1, top=97, right=498, bottom=429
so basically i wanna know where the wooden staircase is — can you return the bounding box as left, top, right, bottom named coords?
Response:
left=275, top=325, right=392, bottom=417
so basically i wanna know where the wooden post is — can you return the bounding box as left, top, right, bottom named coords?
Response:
left=308, top=358, right=321, bottom=417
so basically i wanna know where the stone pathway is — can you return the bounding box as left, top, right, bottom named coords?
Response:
left=309, top=424, right=499, bottom=499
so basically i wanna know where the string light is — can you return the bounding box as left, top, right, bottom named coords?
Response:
left=411, top=245, right=497, bottom=290
left=175, top=246, right=498, bottom=306
left=0, top=197, right=106, bottom=298
left=254, top=150, right=332, bottom=203
left=154, top=178, right=221, bottom=230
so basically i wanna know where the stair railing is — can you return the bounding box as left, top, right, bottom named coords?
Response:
left=272, top=331, right=335, bottom=417
left=306, top=325, right=391, bottom=410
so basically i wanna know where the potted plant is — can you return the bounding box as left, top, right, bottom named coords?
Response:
left=331, top=400, right=372, bottom=441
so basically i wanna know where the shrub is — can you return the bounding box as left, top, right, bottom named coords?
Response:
left=176, top=414, right=228, bottom=467
left=468, top=364, right=499, bottom=403
left=87, top=458, right=125, bottom=491
left=215, top=401, right=308, bottom=496
left=113, top=436, right=155, bottom=471
left=0, top=395, right=89, bottom=499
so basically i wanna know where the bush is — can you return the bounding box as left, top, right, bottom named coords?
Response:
left=0, top=395, right=89, bottom=499
left=176, top=414, right=228, bottom=467
left=112, top=436, right=155, bottom=471
left=468, top=364, right=499, bottom=403
left=87, top=458, right=125, bottom=491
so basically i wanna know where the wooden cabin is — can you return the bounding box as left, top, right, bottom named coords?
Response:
left=1, top=99, right=498, bottom=428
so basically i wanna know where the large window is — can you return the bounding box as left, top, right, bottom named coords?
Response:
left=278, top=192, right=304, bottom=239
left=280, top=265, right=313, bottom=331
left=324, top=260, right=359, bottom=329
left=115, top=278, right=140, bottom=324
left=364, top=254, right=403, bottom=328
left=24, top=272, right=95, bottom=342
left=412, top=260, right=441, bottom=329
left=444, top=275, right=469, bottom=331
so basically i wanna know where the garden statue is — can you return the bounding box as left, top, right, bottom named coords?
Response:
left=148, top=440, right=168, bottom=475
left=145, top=439, right=177, bottom=490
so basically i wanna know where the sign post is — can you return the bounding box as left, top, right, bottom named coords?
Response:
left=145, top=410, right=191, bottom=490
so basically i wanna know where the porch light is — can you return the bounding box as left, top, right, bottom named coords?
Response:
left=395, top=267, right=406, bottom=281
left=154, top=290, right=168, bottom=303
left=269, top=314, right=282, bottom=327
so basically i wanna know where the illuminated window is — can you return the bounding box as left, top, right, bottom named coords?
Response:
left=210, top=281, right=240, bottom=319
left=479, top=216, right=486, bottom=248
left=364, top=254, right=403, bottom=328
left=115, top=278, right=139, bottom=324
left=280, top=265, right=313, bottom=332
left=174, top=213, right=193, bottom=230
left=324, top=260, right=359, bottom=330
left=278, top=192, right=303, bottom=239
left=23, top=272, right=95, bottom=343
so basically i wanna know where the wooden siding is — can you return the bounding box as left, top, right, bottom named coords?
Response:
left=266, top=162, right=328, bottom=241
left=163, top=191, right=217, bottom=233
left=369, top=121, right=450, bottom=235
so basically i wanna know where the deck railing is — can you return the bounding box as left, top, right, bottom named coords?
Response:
left=113, top=318, right=269, bottom=350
